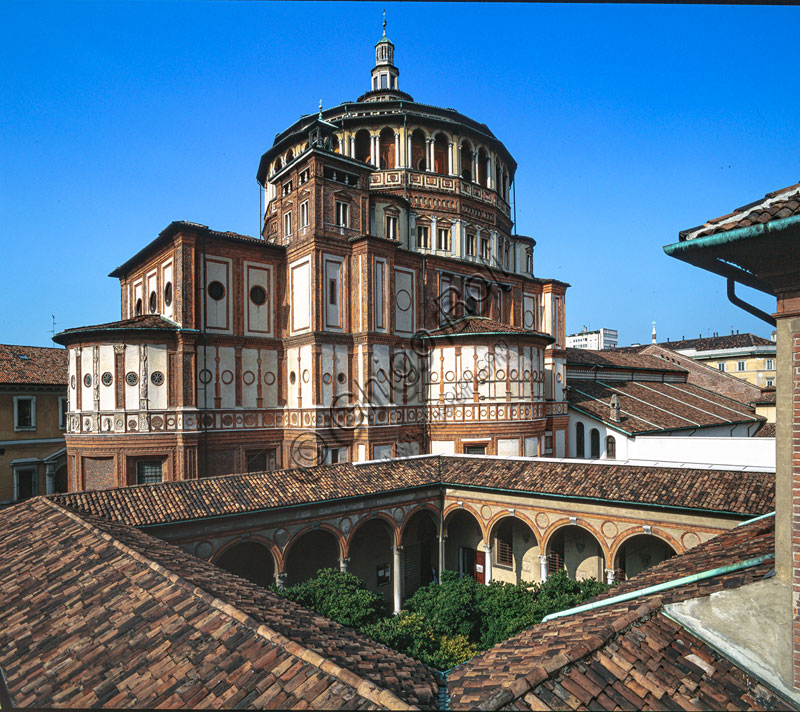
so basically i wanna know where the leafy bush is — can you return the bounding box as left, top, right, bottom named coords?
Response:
left=273, top=567, right=608, bottom=670
left=279, top=568, right=387, bottom=629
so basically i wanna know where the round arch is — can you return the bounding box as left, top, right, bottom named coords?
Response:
left=542, top=520, right=608, bottom=582
left=443, top=506, right=486, bottom=583
left=346, top=511, right=400, bottom=550
left=401, top=508, right=439, bottom=596
left=283, top=524, right=343, bottom=586
left=442, top=501, right=487, bottom=539
left=486, top=513, right=542, bottom=583
left=378, top=127, right=396, bottom=169
left=459, top=140, right=473, bottom=182
left=354, top=129, right=371, bottom=163
left=213, top=539, right=276, bottom=589
left=346, top=515, right=396, bottom=606
left=477, top=147, right=488, bottom=187
left=610, top=530, right=680, bottom=582
left=410, top=128, right=427, bottom=171
left=432, top=133, right=449, bottom=174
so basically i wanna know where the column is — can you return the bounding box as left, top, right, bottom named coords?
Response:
left=447, top=142, right=454, bottom=175
left=453, top=219, right=463, bottom=258
left=438, top=532, right=446, bottom=580
left=472, top=150, right=478, bottom=183
left=483, top=544, right=492, bottom=585
left=431, top=216, right=438, bottom=251
left=539, top=554, right=548, bottom=582
left=426, top=138, right=433, bottom=172
left=407, top=135, right=412, bottom=169
left=339, top=557, right=350, bottom=573
left=394, top=132, right=400, bottom=169
left=392, top=545, right=403, bottom=614
left=487, top=154, right=494, bottom=190
left=491, top=230, right=499, bottom=265
left=275, top=571, right=287, bottom=589
left=45, top=462, right=56, bottom=495
left=605, top=568, right=616, bottom=585
left=349, top=136, right=355, bottom=158
left=371, top=135, right=378, bottom=167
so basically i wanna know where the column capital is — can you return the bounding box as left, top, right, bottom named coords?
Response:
left=538, top=554, right=548, bottom=563
left=392, top=545, right=404, bottom=553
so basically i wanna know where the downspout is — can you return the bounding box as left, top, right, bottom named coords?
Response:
left=541, top=553, right=771, bottom=622
left=727, top=278, right=776, bottom=327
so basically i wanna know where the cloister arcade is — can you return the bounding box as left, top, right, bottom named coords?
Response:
left=180, top=484, right=738, bottom=614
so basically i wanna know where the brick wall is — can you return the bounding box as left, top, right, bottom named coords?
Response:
left=82, top=456, right=115, bottom=490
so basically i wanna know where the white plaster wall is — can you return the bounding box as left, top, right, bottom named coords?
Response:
left=286, top=345, right=312, bottom=408
left=629, top=435, right=775, bottom=469
left=125, top=346, right=140, bottom=410
left=373, top=444, right=393, bottom=460
left=290, top=259, right=311, bottom=333
left=524, top=437, right=538, bottom=457
left=241, top=348, right=259, bottom=408
left=261, top=349, right=278, bottom=407
left=80, top=347, right=93, bottom=412
left=357, top=444, right=367, bottom=462
left=498, top=438, right=520, bottom=457
left=569, top=410, right=630, bottom=460
left=371, top=345, right=391, bottom=405
left=394, top=268, right=415, bottom=334
left=216, top=347, right=235, bottom=409
left=147, top=344, right=168, bottom=410
left=205, top=257, right=232, bottom=332
left=431, top=440, right=455, bottom=455
left=162, top=261, right=174, bottom=321
left=397, top=441, right=420, bottom=457
left=68, top=348, right=77, bottom=411
left=98, top=345, right=115, bottom=411
left=244, top=262, right=271, bottom=336
left=321, top=344, right=349, bottom=407
left=555, top=429, right=566, bottom=458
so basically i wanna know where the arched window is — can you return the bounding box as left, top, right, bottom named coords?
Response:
left=477, top=147, right=488, bottom=187
left=575, top=422, right=585, bottom=458
left=460, top=141, right=472, bottom=182
left=354, top=129, right=371, bottom=163
left=379, top=127, right=395, bottom=169
left=606, top=435, right=616, bottom=459
left=433, top=133, right=448, bottom=174
left=590, top=429, right=600, bottom=459
left=411, top=129, right=426, bottom=171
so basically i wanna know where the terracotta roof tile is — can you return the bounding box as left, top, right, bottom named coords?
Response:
left=567, top=380, right=762, bottom=434
left=425, top=316, right=552, bottom=339
left=52, top=455, right=773, bottom=529
left=0, top=343, right=68, bottom=386
left=616, top=333, right=774, bottom=353
left=0, top=498, right=436, bottom=710
left=53, top=314, right=182, bottom=344
left=566, top=348, right=686, bottom=373
left=447, top=516, right=784, bottom=710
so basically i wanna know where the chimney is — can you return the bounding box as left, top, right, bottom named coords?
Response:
left=609, top=394, right=621, bottom=422
left=651, top=321, right=657, bottom=344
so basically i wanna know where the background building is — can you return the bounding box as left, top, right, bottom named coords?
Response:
left=53, top=30, right=570, bottom=490
left=0, top=344, right=68, bottom=506
left=566, top=327, right=618, bottom=350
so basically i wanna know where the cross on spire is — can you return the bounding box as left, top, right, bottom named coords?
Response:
left=382, top=9, right=386, bottom=36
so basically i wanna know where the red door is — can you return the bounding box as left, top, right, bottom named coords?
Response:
left=474, top=549, right=485, bottom=584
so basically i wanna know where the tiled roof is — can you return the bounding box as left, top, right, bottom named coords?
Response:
left=617, top=333, right=774, bottom=353
left=755, top=387, right=777, bottom=405
left=755, top=423, right=776, bottom=438
left=0, top=497, right=437, bottom=709
left=566, top=348, right=686, bottom=374
left=447, top=516, right=787, bottom=710
left=0, top=343, right=67, bottom=386
left=567, top=379, right=763, bottom=434
left=53, top=314, right=182, bottom=344
left=52, top=454, right=774, bottom=529
left=680, top=182, right=800, bottom=241
left=425, top=317, right=552, bottom=339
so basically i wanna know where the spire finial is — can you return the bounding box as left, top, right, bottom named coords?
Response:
left=382, top=9, right=386, bottom=36
left=318, top=99, right=323, bottom=118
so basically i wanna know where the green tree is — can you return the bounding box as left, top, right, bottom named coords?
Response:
left=279, top=568, right=387, bottom=629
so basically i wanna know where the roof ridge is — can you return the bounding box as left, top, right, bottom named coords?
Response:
left=39, top=497, right=419, bottom=711
left=478, top=598, right=664, bottom=710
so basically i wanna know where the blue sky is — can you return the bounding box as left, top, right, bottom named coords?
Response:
left=1, top=2, right=797, bottom=348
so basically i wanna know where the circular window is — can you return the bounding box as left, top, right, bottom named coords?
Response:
left=198, top=369, right=213, bottom=384
left=101, top=372, right=113, bottom=386
left=250, top=285, right=267, bottom=305
left=135, top=298, right=143, bottom=316
left=149, top=291, right=157, bottom=313
left=337, top=372, right=346, bottom=384
left=207, top=281, right=225, bottom=301
left=151, top=371, right=164, bottom=386
left=164, top=282, right=173, bottom=307
left=126, top=371, right=138, bottom=386
left=83, top=374, right=92, bottom=387
left=290, top=371, right=296, bottom=384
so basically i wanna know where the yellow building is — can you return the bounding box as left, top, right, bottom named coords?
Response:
left=658, top=332, right=776, bottom=387
left=0, top=344, right=68, bottom=505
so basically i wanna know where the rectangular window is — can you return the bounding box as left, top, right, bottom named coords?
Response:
left=480, top=236, right=490, bottom=261
left=525, top=250, right=533, bottom=273
left=496, top=528, right=513, bottom=567
left=136, top=460, right=163, bottom=485
left=14, top=396, right=35, bottom=430
left=718, top=362, right=725, bottom=372
left=298, top=169, right=309, bottom=185
left=386, top=215, right=397, bottom=240
left=335, top=201, right=349, bottom=227
left=283, top=212, right=292, bottom=237
left=300, top=200, right=309, bottom=227
left=737, top=361, right=746, bottom=371
left=282, top=180, right=292, bottom=196
left=376, top=563, right=391, bottom=587
left=375, top=260, right=386, bottom=330
left=380, top=74, right=387, bottom=89
left=59, top=396, right=68, bottom=430
left=328, top=278, right=338, bottom=306
left=466, top=233, right=476, bottom=256
left=437, top=227, right=450, bottom=251
left=417, top=225, right=429, bottom=249
left=246, top=449, right=277, bottom=472
left=14, top=468, right=37, bottom=500
left=766, top=359, right=774, bottom=370
left=464, top=444, right=486, bottom=455
left=766, top=379, right=774, bottom=387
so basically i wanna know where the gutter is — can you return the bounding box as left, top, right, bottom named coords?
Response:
left=541, top=554, right=772, bottom=622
